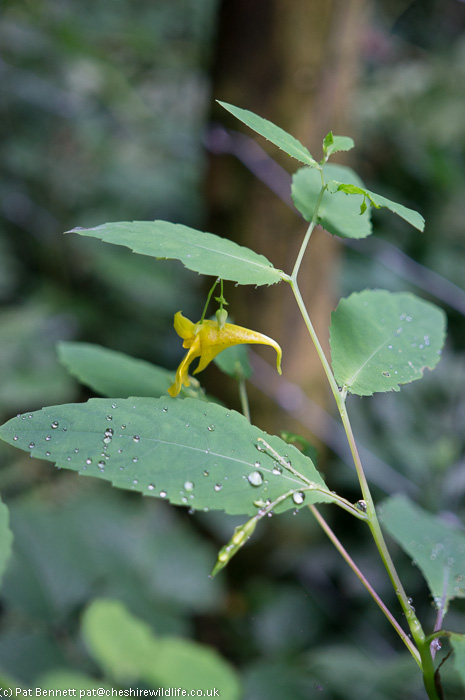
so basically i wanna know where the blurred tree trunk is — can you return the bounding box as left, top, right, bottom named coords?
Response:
left=206, top=0, right=367, bottom=439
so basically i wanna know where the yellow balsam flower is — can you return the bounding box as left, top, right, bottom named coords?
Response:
left=168, top=311, right=282, bottom=397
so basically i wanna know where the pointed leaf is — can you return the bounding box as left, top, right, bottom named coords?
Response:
left=292, top=164, right=373, bottom=239
left=327, top=181, right=425, bottom=231
left=58, top=341, right=208, bottom=401
left=323, top=132, right=355, bottom=159
left=379, top=495, right=465, bottom=614
left=330, top=290, right=446, bottom=396
left=0, top=495, right=13, bottom=584
left=218, top=101, right=318, bottom=167
left=67, top=221, right=284, bottom=286
left=0, top=397, right=336, bottom=517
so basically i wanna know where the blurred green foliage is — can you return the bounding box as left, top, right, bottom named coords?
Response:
left=1, top=0, right=464, bottom=697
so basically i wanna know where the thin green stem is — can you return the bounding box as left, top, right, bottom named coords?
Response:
left=238, top=378, right=251, bottom=422
left=199, top=278, right=220, bottom=323
left=291, top=181, right=326, bottom=280
left=310, top=504, right=421, bottom=665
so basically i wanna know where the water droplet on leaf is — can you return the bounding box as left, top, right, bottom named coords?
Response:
left=248, top=470, right=264, bottom=487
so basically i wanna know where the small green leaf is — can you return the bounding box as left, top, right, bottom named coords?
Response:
left=68, top=221, right=284, bottom=286
left=450, top=634, right=465, bottom=686
left=379, top=495, right=465, bottom=614
left=0, top=495, right=13, bottom=585
left=58, top=341, right=208, bottom=401
left=323, top=132, right=355, bottom=159
left=0, top=398, right=336, bottom=516
left=82, top=599, right=241, bottom=698
left=292, top=164, right=373, bottom=239
left=213, top=343, right=253, bottom=380
left=330, top=290, right=446, bottom=396
left=218, top=101, right=319, bottom=167
left=327, top=181, right=425, bottom=231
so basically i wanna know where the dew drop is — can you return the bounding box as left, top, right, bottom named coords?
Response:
left=85, top=458, right=92, bottom=465
left=98, top=461, right=105, bottom=468
left=132, top=457, right=138, bottom=463
left=184, top=480, right=195, bottom=492
left=51, top=421, right=59, bottom=429
left=254, top=460, right=261, bottom=468
left=162, top=407, right=168, bottom=413
left=106, top=415, right=113, bottom=421
left=159, top=490, right=167, bottom=498
left=132, top=479, right=139, bottom=485
left=74, top=448, right=79, bottom=454
left=256, top=442, right=266, bottom=452
left=28, top=442, right=35, bottom=449
left=147, top=483, right=155, bottom=491
left=382, top=371, right=391, bottom=377
left=121, top=424, right=126, bottom=430
left=248, top=470, right=264, bottom=487
left=214, top=483, right=223, bottom=492
left=13, top=435, right=19, bottom=441
left=111, top=403, right=117, bottom=409
left=132, top=435, right=140, bottom=443
left=203, top=470, right=209, bottom=477
left=356, top=500, right=367, bottom=513
left=45, top=435, right=52, bottom=441
left=292, top=491, right=305, bottom=505
left=45, top=451, right=51, bottom=456
left=103, top=436, right=112, bottom=445
left=272, top=463, right=283, bottom=475
left=208, top=424, right=215, bottom=432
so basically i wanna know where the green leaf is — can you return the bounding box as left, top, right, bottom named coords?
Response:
left=330, top=290, right=446, bottom=396
left=213, top=343, right=253, bottom=380
left=0, top=494, right=13, bottom=585
left=218, top=101, right=319, bottom=167
left=292, top=164, right=373, bottom=239
left=450, top=634, right=465, bottom=686
left=327, top=181, right=425, bottom=231
left=0, top=397, right=336, bottom=517
left=323, top=132, right=355, bottom=159
left=82, top=599, right=241, bottom=698
left=57, top=341, right=208, bottom=401
left=379, top=495, right=465, bottom=614
left=68, top=220, right=284, bottom=286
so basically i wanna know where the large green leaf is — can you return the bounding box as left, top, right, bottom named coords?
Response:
left=0, top=397, right=335, bottom=516
left=0, top=495, right=13, bottom=584
left=291, top=164, right=373, bottom=239
left=327, top=181, right=425, bottom=231
left=82, top=599, right=241, bottom=698
left=218, top=101, right=318, bottom=167
left=57, top=341, right=208, bottom=401
left=379, top=495, right=465, bottom=613
left=330, top=290, right=446, bottom=396
left=68, top=220, right=284, bottom=286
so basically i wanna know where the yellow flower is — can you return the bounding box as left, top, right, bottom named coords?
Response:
left=168, top=311, right=282, bottom=397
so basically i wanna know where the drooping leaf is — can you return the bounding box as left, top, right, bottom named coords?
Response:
left=291, top=164, right=373, bottom=239
left=323, top=132, right=355, bottom=159
left=379, top=495, right=465, bottom=614
left=57, top=341, right=208, bottom=401
left=330, top=290, right=446, bottom=396
left=0, top=397, right=336, bottom=517
left=218, top=101, right=319, bottom=167
left=67, top=221, right=284, bottom=286
left=0, top=495, right=13, bottom=585
left=450, top=634, right=465, bottom=686
left=82, top=599, right=241, bottom=698
left=327, top=181, right=425, bottom=231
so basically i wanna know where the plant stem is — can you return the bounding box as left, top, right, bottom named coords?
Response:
left=238, top=378, right=251, bottom=422
left=199, top=278, right=220, bottom=323
left=310, top=504, right=421, bottom=665
left=291, top=181, right=326, bottom=280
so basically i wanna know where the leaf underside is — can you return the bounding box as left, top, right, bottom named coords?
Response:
left=379, top=495, right=465, bottom=613
left=330, top=290, right=446, bottom=396
left=0, top=398, right=335, bottom=517
left=291, top=164, right=373, bottom=239
left=67, top=220, right=283, bottom=287
left=218, top=101, right=318, bottom=167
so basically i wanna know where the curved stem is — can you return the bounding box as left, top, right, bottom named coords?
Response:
left=238, top=378, right=251, bottom=422
left=310, top=504, right=421, bottom=665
